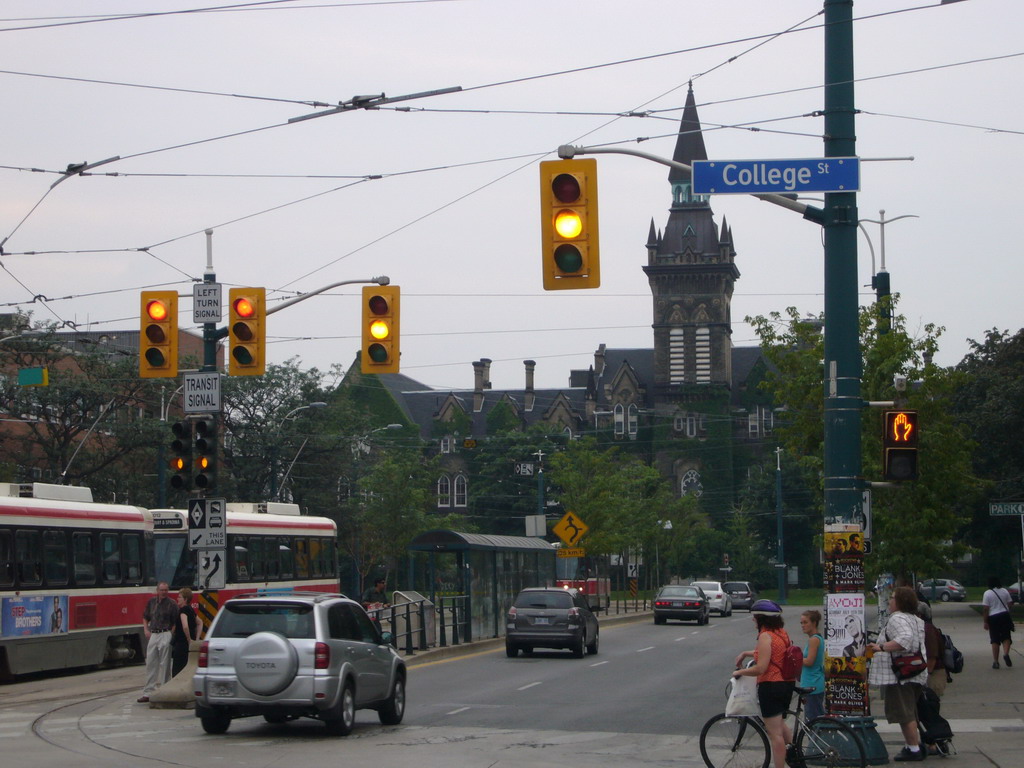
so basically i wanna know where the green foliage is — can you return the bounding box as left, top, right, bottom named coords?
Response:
left=745, top=299, right=978, bottom=583
left=485, top=400, right=520, bottom=433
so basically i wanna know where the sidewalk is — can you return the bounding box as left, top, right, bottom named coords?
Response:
left=871, top=600, right=1023, bottom=765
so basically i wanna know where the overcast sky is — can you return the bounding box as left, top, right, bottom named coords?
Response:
left=2, top=0, right=1021, bottom=392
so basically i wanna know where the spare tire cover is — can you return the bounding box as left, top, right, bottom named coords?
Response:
left=234, top=631, right=299, bottom=696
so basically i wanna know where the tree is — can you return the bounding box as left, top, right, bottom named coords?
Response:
left=0, top=325, right=166, bottom=504
left=746, top=300, right=978, bottom=583
left=951, top=328, right=1024, bottom=583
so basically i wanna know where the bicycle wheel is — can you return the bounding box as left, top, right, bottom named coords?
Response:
left=795, top=715, right=867, bottom=768
left=699, top=713, right=771, bottom=768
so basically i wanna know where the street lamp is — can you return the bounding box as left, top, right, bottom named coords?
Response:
left=858, top=210, right=919, bottom=334
left=351, top=423, right=403, bottom=459
left=270, top=402, right=328, bottom=499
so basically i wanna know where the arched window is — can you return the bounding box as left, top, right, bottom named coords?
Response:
left=613, top=404, right=625, bottom=436
left=436, top=475, right=451, bottom=508
left=627, top=404, right=638, bottom=437
left=454, top=474, right=468, bottom=507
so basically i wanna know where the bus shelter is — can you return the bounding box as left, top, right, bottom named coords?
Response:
left=407, top=530, right=556, bottom=641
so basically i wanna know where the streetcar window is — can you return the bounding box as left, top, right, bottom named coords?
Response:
left=266, top=537, right=281, bottom=580
left=154, top=533, right=189, bottom=587
left=43, top=530, right=69, bottom=585
left=123, top=533, right=143, bottom=584
left=294, top=538, right=309, bottom=579
left=16, top=530, right=42, bottom=586
left=0, top=531, right=13, bottom=587
left=73, top=532, right=96, bottom=585
left=100, top=532, right=122, bottom=583
left=249, top=537, right=265, bottom=581
left=278, top=538, right=294, bottom=579
left=310, top=538, right=323, bottom=578
left=233, top=537, right=250, bottom=581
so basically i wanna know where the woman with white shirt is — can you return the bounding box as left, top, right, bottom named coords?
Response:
left=982, top=576, right=1014, bottom=669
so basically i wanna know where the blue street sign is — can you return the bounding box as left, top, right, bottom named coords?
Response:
left=692, top=157, right=859, bottom=195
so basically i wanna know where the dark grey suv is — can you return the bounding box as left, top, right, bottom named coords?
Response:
left=193, top=592, right=406, bottom=735
left=505, top=587, right=599, bottom=658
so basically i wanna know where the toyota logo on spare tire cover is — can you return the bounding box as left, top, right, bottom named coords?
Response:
left=235, top=631, right=299, bottom=696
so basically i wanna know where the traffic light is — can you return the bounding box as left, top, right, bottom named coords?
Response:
left=228, top=287, right=266, bottom=376
left=193, top=418, right=216, bottom=490
left=139, top=290, right=178, bottom=378
left=883, top=410, right=919, bottom=481
left=539, top=158, right=600, bottom=290
left=169, top=421, right=191, bottom=491
left=361, top=285, right=400, bottom=374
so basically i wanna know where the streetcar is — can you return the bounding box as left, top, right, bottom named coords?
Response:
left=0, top=482, right=155, bottom=678
left=151, top=502, right=339, bottom=601
left=1, top=484, right=340, bottom=679
left=555, top=549, right=611, bottom=611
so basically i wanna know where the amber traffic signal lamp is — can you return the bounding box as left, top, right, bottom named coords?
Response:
left=540, top=158, right=600, bottom=290
left=883, top=410, right=918, bottom=481
left=361, top=285, right=400, bottom=374
left=228, top=288, right=266, bottom=376
left=139, top=290, right=178, bottom=378
left=169, top=421, right=191, bottom=490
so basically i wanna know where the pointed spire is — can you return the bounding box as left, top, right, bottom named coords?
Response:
left=669, top=83, right=708, bottom=182
left=719, top=216, right=730, bottom=244
left=647, top=218, right=659, bottom=248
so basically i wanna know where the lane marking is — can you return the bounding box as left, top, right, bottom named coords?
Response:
left=674, top=636, right=687, bottom=642
left=590, top=660, right=609, bottom=667
left=637, top=646, right=655, bottom=653
left=446, top=706, right=470, bottom=715
left=517, top=681, right=543, bottom=691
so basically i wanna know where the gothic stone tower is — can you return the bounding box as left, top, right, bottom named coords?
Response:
left=643, top=86, right=739, bottom=507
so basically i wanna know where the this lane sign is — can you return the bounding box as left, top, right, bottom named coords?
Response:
left=692, top=157, right=859, bottom=195
left=189, top=497, right=226, bottom=550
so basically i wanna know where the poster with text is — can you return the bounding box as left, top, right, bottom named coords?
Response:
left=1, top=594, right=68, bottom=638
left=825, top=592, right=867, bottom=657
left=825, top=655, right=869, bottom=716
left=824, top=531, right=865, bottom=592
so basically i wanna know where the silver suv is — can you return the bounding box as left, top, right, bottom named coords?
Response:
left=193, top=592, right=406, bottom=736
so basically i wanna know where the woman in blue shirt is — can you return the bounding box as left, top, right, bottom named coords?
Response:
left=799, top=609, right=825, bottom=721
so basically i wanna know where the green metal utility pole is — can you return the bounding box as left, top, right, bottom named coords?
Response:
left=822, top=0, right=861, bottom=528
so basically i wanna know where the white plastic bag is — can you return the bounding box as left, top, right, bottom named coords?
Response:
left=725, top=674, right=759, bottom=717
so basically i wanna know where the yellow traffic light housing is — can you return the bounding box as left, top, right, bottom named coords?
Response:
left=361, top=285, right=400, bottom=374
left=883, top=410, right=919, bottom=481
left=139, top=290, right=178, bottom=378
left=540, top=158, right=600, bottom=290
left=228, top=288, right=266, bottom=376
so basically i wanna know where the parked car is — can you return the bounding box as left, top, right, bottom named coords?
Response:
left=506, top=587, right=599, bottom=658
left=193, top=592, right=406, bottom=736
left=693, top=580, right=733, bottom=616
left=918, top=578, right=967, bottom=602
left=1008, top=581, right=1022, bottom=604
left=723, top=581, right=758, bottom=611
left=653, top=585, right=710, bottom=625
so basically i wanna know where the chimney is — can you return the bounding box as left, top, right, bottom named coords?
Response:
left=480, top=358, right=492, bottom=389
left=472, top=361, right=485, bottom=412
left=524, top=360, right=536, bottom=412
left=594, top=343, right=607, bottom=377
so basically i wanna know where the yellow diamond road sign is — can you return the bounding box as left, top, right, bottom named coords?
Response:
left=553, top=511, right=588, bottom=547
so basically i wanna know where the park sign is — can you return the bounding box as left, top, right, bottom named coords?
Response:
left=990, top=502, right=1024, bottom=516
left=692, top=157, right=859, bottom=195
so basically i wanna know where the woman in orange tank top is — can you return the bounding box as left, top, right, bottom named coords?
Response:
left=733, top=600, right=796, bottom=768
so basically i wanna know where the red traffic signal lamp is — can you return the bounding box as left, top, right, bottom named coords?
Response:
left=540, top=158, right=600, bottom=290
left=883, top=410, right=918, bottom=481
left=228, top=288, right=266, bottom=376
left=139, top=290, right=178, bottom=378
left=361, top=285, right=400, bottom=374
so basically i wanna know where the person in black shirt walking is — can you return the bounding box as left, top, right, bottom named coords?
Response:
left=138, top=582, right=178, bottom=702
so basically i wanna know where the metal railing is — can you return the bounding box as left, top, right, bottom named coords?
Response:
left=436, top=595, right=470, bottom=646
left=367, top=598, right=432, bottom=655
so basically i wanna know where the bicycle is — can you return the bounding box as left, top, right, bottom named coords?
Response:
left=699, top=684, right=867, bottom=768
